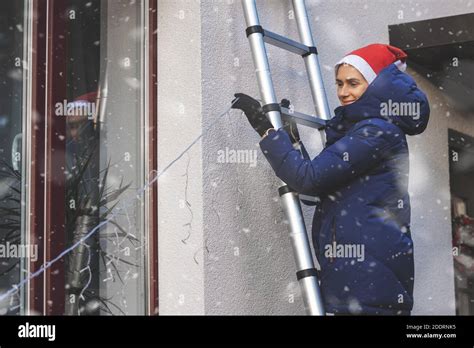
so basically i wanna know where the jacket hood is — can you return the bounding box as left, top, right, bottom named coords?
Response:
left=326, top=64, right=430, bottom=144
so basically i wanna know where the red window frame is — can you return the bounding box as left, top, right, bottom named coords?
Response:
left=147, top=0, right=159, bottom=315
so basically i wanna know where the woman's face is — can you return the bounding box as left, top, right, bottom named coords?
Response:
left=336, top=64, right=369, bottom=106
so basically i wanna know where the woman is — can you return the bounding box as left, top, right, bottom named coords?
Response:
left=232, top=44, right=430, bottom=315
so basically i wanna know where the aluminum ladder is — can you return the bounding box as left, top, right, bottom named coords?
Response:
left=241, top=0, right=332, bottom=315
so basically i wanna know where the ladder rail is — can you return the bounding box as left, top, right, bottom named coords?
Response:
left=293, top=0, right=332, bottom=121
left=242, top=0, right=283, bottom=129
left=241, top=0, right=326, bottom=316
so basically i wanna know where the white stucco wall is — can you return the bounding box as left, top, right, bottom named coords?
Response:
left=158, top=0, right=474, bottom=315
left=158, top=0, right=205, bottom=314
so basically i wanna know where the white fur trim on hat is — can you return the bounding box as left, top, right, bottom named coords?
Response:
left=394, top=59, right=407, bottom=72
left=335, top=54, right=377, bottom=84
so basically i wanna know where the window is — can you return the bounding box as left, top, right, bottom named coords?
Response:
left=0, top=0, right=26, bottom=316
left=0, top=0, right=157, bottom=316
left=449, top=129, right=474, bottom=315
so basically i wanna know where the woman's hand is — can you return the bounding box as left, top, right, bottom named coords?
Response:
left=231, top=93, right=273, bottom=137
left=281, top=99, right=301, bottom=144
left=232, top=93, right=300, bottom=143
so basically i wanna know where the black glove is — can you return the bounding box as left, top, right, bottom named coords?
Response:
left=280, top=99, right=300, bottom=144
left=231, top=93, right=273, bottom=137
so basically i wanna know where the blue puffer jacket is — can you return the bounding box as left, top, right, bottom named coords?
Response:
left=259, top=64, right=430, bottom=315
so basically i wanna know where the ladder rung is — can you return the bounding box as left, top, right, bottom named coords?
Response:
left=263, top=29, right=314, bottom=56
left=299, top=194, right=320, bottom=203
left=280, top=107, right=326, bottom=129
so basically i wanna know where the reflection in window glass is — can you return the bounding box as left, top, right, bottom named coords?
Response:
left=63, top=0, right=147, bottom=315
left=0, top=0, right=151, bottom=317
left=0, top=0, right=25, bottom=316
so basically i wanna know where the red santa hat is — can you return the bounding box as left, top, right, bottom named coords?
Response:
left=335, top=44, right=408, bottom=84
left=73, top=91, right=98, bottom=104
left=69, top=91, right=98, bottom=119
